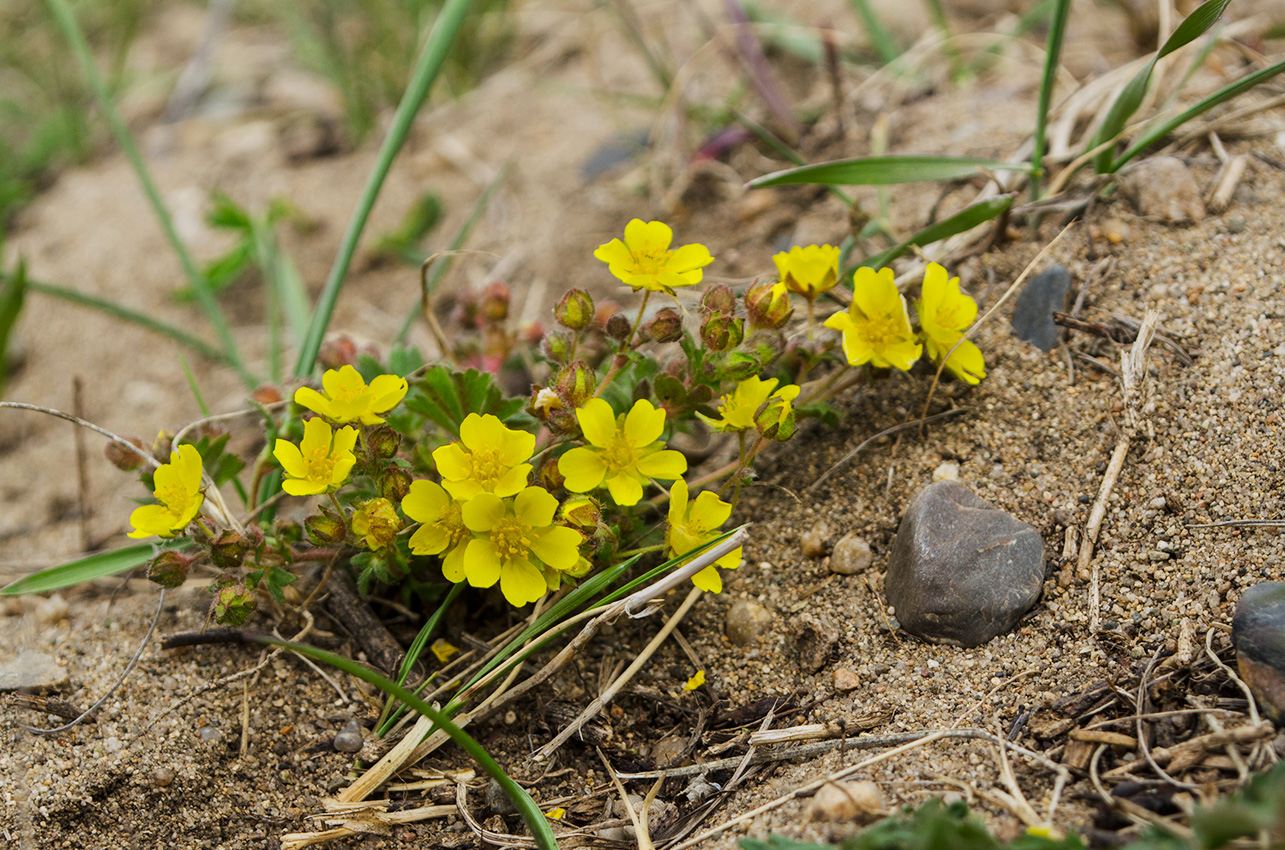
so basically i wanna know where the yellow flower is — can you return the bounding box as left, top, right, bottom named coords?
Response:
left=294, top=365, right=408, bottom=425
left=916, top=262, right=986, bottom=385
left=774, top=244, right=841, bottom=298
left=593, top=219, right=714, bottom=294
left=460, top=487, right=584, bottom=607
left=128, top=444, right=205, bottom=539
left=350, top=497, right=401, bottom=549
left=697, top=375, right=800, bottom=433
left=402, top=479, right=472, bottom=582
left=666, top=480, right=741, bottom=593
left=274, top=417, right=358, bottom=496
left=823, top=266, right=922, bottom=371
left=433, top=413, right=535, bottom=500
left=558, top=399, right=687, bottom=506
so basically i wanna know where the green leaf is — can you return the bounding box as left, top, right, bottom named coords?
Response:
left=741, top=838, right=833, bottom=850
left=1031, top=0, right=1072, bottom=198
left=1, top=543, right=179, bottom=596
left=747, top=155, right=1030, bottom=188
left=857, top=194, right=1014, bottom=271
left=1112, top=57, right=1285, bottom=172
left=0, top=257, right=27, bottom=398
left=1087, top=0, right=1233, bottom=172
left=403, top=366, right=530, bottom=439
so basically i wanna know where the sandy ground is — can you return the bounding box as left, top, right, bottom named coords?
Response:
left=4, top=0, right=1285, bottom=848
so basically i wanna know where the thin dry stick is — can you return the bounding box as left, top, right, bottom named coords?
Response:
left=533, top=585, right=704, bottom=762
left=1084, top=310, right=1158, bottom=632
left=920, top=224, right=1075, bottom=428
left=598, top=747, right=660, bottom=850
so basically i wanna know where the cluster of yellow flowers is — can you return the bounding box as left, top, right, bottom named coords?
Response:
left=128, top=219, right=984, bottom=610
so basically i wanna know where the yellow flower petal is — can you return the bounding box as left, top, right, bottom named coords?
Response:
left=575, top=398, right=617, bottom=448
left=684, top=670, right=706, bottom=691
left=514, top=486, right=558, bottom=527
left=462, top=539, right=501, bottom=588
left=623, top=399, right=665, bottom=447
left=558, top=447, right=607, bottom=493
left=605, top=473, right=644, bottom=507
left=462, top=493, right=506, bottom=533
left=530, top=526, right=583, bottom=572
left=499, top=558, right=547, bottom=607
left=635, top=449, right=687, bottom=480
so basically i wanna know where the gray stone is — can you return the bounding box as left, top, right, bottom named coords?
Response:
left=885, top=481, right=1045, bottom=648
left=1232, top=583, right=1285, bottom=722
left=726, top=600, right=773, bottom=645
left=0, top=651, right=69, bottom=692
left=792, top=613, right=839, bottom=672
left=1120, top=156, right=1205, bottom=223
left=332, top=718, right=365, bottom=753
left=830, top=534, right=873, bottom=575
left=801, top=521, right=829, bottom=559
left=1010, top=265, right=1069, bottom=352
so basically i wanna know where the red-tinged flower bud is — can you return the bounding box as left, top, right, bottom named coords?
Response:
left=251, top=384, right=283, bottom=405
left=318, top=335, right=359, bottom=370
left=645, top=307, right=683, bottom=343
left=593, top=300, right=623, bottom=332
left=305, top=512, right=347, bottom=546
left=701, top=313, right=743, bottom=352
left=745, top=281, right=794, bottom=329
left=701, top=284, right=736, bottom=316
left=379, top=468, right=413, bottom=503
left=555, top=361, right=597, bottom=407
left=367, top=426, right=401, bottom=460
left=604, top=312, right=631, bottom=342
left=554, top=288, right=595, bottom=330
left=105, top=436, right=149, bottom=471
left=147, top=551, right=192, bottom=588
left=754, top=396, right=796, bottom=441
left=479, top=280, right=511, bottom=323
left=213, top=584, right=256, bottom=627
left=542, top=330, right=574, bottom=364
left=210, top=529, right=251, bottom=570
left=539, top=461, right=566, bottom=492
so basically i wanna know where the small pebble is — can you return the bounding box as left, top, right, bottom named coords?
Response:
left=808, top=780, right=885, bottom=823
left=151, top=766, right=176, bottom=788
left=1120, top=156, right=1205, bottom=223
left=35, top=594, right=70, bottom=626
left=199, top=727, right=223, bottom=743
left=725, top=600, right=773, bottom=645
left=932, top=462, right=959, bottom=482
left=832, top=667, right=860, bottom=692
left=884, top=481, right=1045, bottom=647
left=652, top=733, right=687, bottom=766
left=332, top=719, right=364, bottom=753
left=800, top=522, right=829, bottom=559
left=830, top=534, right=873, bottom=575
left=793, top=613, right=839, bottom=672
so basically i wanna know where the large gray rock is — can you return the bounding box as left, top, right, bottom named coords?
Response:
left=0, top=650, right=69, bottom=692
left=1232, top=583, right=1285, bottom=722
left=885, top=482, right=1045, bottom=647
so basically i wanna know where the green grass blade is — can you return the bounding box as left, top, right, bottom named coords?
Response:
left=44, top=0, right=253, bottom=388
left=375, top=580, right=466, bottom=735
left=857, top=194, right=1014, bottom=270
left=1111, top=57, right=1285, bottom=172
left=1087, top=0, right=1233, bottom=172
left=0, top=258, right=27, bottom=397
left=1, top=543, right=161, bottom=595
left=1030, top=0, right=1072, bottom=199
left=747, top=155, right=1031, bottom=188
left=293, top=0, right=473, bottom=378
left=847, top=0, right=902, bottom=64
left=16, top=276, right=226, bottom=363
left=252, top=636, right=560, bottom=850
left=396, top=160, right=512, bottom=345
left=733, top=112, right=855, bottom=206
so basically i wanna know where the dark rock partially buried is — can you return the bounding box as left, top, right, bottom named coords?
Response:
left=1232, top=582, right=1285, bottom=722
left=885, top=481, right=1045, bottom=648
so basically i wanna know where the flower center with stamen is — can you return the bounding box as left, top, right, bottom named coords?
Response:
left=466, top=448, right=507, bottom=489
left=863, top=315, right=905, bottom=347
left=156, top=482, right=187, bottom=508
left=305, top=445, right=338, bottom=480
left=490, top=517, right=533, bottom=563
left=629, top=246, right=671, bottom=275
left=601, top=433, right=641, bottom=472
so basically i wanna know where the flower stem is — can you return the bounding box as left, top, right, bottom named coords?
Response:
left=593, top=290, right=651, bottom=398
left=328, top=493, right=350, bottom=536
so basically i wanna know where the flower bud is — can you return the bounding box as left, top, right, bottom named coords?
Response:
left=151, top=431, right=174, bottom=461
left=210, top=529, right=251, bottom=570
left=645, top=307, right=683, bottom=343
left=351, top=498, right=402, bottom=550
left=479, top=281, right=511, bottom=323
left=530, top=386, right=564, bottom=421
left=700, top=313, right=744, bottom=352
left=214, top=584, right=256, bottom=627
left=754, top=396, right=796, bottom=441
left=147, top=551, right=192, bottom=588
left=379, top=467, right=413, bottom=503
left=251, top=384, right=283, bottom=405
left=555, top=361, right=597, bottom=408
left=745, top=281, right=794, bottom=329
left=604, top=312, right=631, bottom=342
left=367, top=426, right=401, bottom=460
left=539, top=461, right=566, bottom=492
left=318, top=335, right=359, bottom=370
left=554, top=288, right=595, bottom=330
left=305, top=511, right=347, bottom=546
left=722, top=350, right=759, bottom=381
left=560, top=496, right=601, bottom=529
left=542, top=330, right=574, bottom=364
left=545, top=409, right=580, bottom=437
left=105, top=437, right=148, bottom=471
left=701, top=284, right=736, bottom=316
